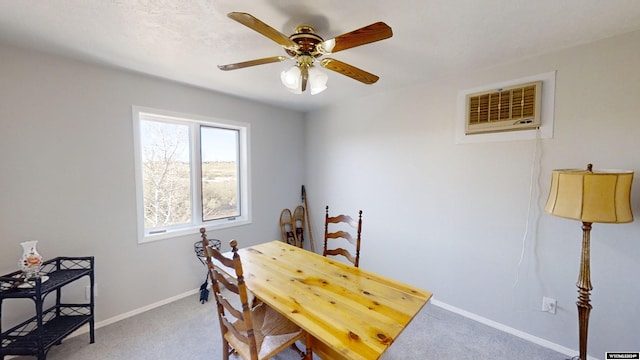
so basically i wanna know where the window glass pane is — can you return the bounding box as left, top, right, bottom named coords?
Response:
left=200, top=126, right=240, bottom=221
left=134, top=106, right=250, bottom=243
left=141, top=120, right=192, bottom=229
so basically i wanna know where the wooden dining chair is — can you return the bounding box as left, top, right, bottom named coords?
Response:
left=323, top=206, right=363, bottom=268
left=201, top=230, right=311, bottom=360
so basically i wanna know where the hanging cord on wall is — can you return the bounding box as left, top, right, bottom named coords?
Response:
left=512, top=128, right=543, bottom=309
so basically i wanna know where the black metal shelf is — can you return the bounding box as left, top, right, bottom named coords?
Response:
left=1, top=257, right=94, bottom=360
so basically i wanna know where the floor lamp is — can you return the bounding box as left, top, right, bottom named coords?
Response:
left=544, top=164, right=634, bottom=360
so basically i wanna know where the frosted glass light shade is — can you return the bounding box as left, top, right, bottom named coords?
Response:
left=280, top=64, right=327, bottom=95
left=280, top=66, right=301, bottom=91
left=545, top=166, right=634, bottom=223
left=308, top=66, right=328, bottom=95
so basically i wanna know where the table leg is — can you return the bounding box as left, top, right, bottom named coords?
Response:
left=305, top=333, right=313, bottom=360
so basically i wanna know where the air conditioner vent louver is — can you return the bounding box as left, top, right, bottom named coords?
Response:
left=465, top=81, right=542, bottom=135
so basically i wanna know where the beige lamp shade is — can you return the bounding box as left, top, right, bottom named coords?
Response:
left=545, top=165, right=634, bottom=223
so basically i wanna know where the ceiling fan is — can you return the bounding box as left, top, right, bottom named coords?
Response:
left=218, top=12, right=393, bottom=95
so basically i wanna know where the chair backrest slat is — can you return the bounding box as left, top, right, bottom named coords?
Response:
left=220, top=315, right=250, bottom=344
left=208, top=247, right=236, bottom=269
left=326, top=230, right=356, bottom=246
left=212, top=270, right=238, bottom=294
left=217, top=292, right=244, bottom=320
left=324, top=248, right=356, bottom=264
left=327, top=214, right=359, bottom=228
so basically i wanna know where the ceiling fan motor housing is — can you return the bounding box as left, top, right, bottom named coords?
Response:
left=286, top=25, right=324, bottom=58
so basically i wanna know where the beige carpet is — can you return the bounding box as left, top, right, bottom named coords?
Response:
left=11, top=293, right=569, bottom=360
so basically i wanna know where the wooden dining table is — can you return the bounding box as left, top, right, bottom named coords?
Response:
left=217, top=241, right=432, bottom=360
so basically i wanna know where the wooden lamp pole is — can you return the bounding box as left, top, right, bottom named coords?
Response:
left=576, top=221, right=593, bottom=360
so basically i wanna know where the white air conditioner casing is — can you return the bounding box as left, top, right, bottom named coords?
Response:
left=465, top=81, right=542, bottom=135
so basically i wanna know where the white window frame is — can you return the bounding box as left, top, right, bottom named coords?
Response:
left=132, top=106, right=251, bottom=243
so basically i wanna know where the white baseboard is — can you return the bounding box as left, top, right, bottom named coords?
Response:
left=431, top=298, right=600, bottom=360
left=68, top=288, right=200, bottom=339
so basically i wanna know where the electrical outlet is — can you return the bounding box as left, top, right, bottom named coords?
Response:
left=542, top=296, right=557, bottom=314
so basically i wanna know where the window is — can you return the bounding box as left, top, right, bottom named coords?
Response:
left=132, top=106, right=250, bottom=243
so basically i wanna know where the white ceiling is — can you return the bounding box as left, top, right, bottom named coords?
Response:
left=2, top=0, right=640, bottom=112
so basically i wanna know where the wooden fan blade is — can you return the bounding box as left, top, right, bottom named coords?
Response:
left=227, top=12, right=297, bottom=50
left=218, top=56, right=288, bottom=71
left=320, top=58, right=379, bottom=84
left=322, top=22, right=392, bottom=54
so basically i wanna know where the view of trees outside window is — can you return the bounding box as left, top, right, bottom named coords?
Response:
left=140, top=120, right=240, bottom=232
left=141, top=120, right=191, bottom=229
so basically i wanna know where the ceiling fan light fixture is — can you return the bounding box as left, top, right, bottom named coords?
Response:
left=281, top=63, right=327, bottom=95
left=308, top=66, right=328, bottom=95
left=280, top=65, right=301, bottom=90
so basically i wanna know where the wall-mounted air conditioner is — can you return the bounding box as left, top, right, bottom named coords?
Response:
left=465, top=81, right=542, bottom=135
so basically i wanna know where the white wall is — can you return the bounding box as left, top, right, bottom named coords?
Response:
left=305, top=30, right=640, bottom=358
left=0, top=44, right=305, bottom=328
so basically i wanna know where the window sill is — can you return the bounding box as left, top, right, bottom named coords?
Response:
left=138, top=218, right=251, bottom=244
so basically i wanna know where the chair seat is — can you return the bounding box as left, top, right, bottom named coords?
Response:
left=226, top=302, right=304, bottom=360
